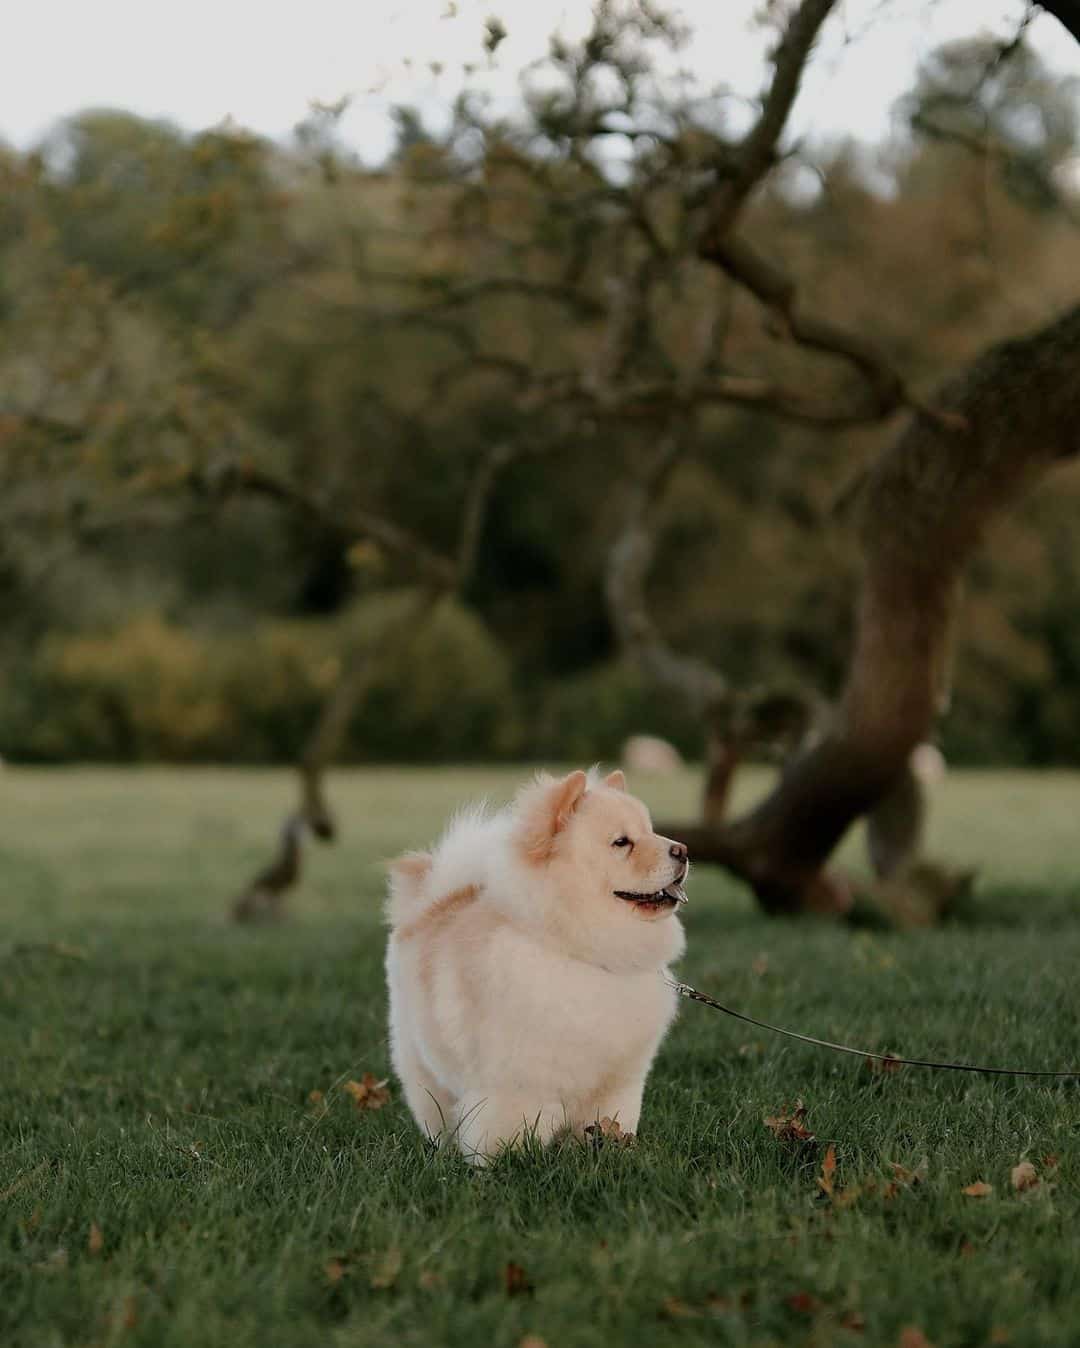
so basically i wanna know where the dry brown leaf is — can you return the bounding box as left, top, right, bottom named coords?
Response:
left=764, top=1101, right=815, bottom=1143
left=584, top=1116, right=635, bottom=1148
left=88, top=1222, right=104, bottom=1256
left=962, top=1181, right=993, bottom=1198
left=818, top=1145, right=837, bottom=1199
left=1011, top=1160, right=1039, bottom=1192
left=504, top=1262, right=533, bottom=1296
left=343, top=1074, right=391, bottom=1112
left=898, top=1330, right=936, bottom=1348
left=889, top=1158, right=929, bottom=1188
left=370, top=1246, right=402, bottom=1290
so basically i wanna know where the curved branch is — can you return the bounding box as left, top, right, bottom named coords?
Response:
left=226, top=462, right=458, bottom=587
left=701, top=0, right=839, bottom=244
left=605, top=424, right=728, bottom=720
left=684, top=302, right=1080, bottom=912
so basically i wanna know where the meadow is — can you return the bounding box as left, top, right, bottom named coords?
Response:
left=2, top=765, right=1080, bottom=1347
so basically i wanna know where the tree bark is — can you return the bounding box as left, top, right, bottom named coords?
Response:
left=662, top=304, right=1080, bottom=913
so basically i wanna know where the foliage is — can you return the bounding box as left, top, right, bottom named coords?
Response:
left=2, top=15, right=1080, bottom=764
left=532, top=661, right=701, bottom=761
left=2, top=599, right=517, bottom=763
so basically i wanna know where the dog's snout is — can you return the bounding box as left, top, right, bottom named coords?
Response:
left=669, top=841, right=688, bottom=862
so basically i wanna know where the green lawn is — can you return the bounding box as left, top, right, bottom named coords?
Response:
left=2, top=766, right=1080, bottom=1348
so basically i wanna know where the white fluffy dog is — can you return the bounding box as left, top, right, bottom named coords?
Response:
left=384, top=768, right=688, bottom=1161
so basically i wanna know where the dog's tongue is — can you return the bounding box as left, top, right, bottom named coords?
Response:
left=663, top=881, right=688, bottom=905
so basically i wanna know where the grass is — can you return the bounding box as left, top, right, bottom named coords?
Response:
left=3, top=765, right=1080, bottom=1347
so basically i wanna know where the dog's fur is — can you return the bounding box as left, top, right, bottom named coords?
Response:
left=385, top=768, right=688, bottom=1161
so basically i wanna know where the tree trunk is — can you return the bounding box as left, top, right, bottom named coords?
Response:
left=662, top=304, right=1080, bottom=913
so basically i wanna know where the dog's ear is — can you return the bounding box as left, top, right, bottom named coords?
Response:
left=603, top=769, right=626, bottom=792
left=517, top=770, right=589, bottom=863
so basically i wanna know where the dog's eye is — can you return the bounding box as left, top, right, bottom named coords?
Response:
left=612, top=836, right=633, bottom=850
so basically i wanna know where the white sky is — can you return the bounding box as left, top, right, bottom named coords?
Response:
left=2, top=1, right=1078, bottom=159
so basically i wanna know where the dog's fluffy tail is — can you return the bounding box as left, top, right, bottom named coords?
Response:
left=385, top=850, right=434, bottom=928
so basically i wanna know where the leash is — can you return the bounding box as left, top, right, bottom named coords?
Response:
left=665, top=978, right=1080, bottom=1079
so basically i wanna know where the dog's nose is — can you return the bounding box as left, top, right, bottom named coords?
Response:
left=669, top=841, right=688, bottom=862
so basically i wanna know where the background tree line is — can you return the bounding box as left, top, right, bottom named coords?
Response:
left=3, top=16, right=1080, bottom=769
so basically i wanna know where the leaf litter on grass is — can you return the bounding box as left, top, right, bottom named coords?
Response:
left=343, top=1073, right=392, bottom=1111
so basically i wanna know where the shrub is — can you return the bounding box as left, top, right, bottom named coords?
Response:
left=530, top=661, right=701, bottom=763
left=2, top=596, right=519, bottom=763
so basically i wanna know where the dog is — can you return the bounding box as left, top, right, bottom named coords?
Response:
left=384, top=768, right=689, bottom=1161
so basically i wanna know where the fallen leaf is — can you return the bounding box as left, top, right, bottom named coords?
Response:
left=962, top=1181, right=993, bottom=1198
left=764, top=1100, right=815, bottom=1143
left=370, top=1246, right=402, bottom=1290
left=889, top=1158, right=929, bottom=1188
left=834, top=1181, right=866, bottom=1209
left=584, top=1116, right=635, bottom=1148
left=343, top=1074, right=391, bottom=1112
left=88, top=1222, right=104, bottom=1255
left=787, top=1290, right=823, bottom=1314
left=818, top=1145, right=837, bottom=1199
left=898, top=1330, right=935, bottom=1348
left=504, top=1262, right=533, bottom=1296
left=1011, top=1160, right=1039, bottom=1193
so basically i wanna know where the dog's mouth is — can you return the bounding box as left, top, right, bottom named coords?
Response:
left=613, top=878, right=688, bottom=911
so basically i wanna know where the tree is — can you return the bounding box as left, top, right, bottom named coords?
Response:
left=357, top=0, right=1080, bottom=916
left=4, top=1, right=1080, bottom=922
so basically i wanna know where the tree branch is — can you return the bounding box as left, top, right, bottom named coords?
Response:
left=675, top=302, right=1080, bottom=912
left=701, top=0, right=839, bottom=246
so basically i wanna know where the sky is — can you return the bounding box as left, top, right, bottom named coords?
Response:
left=2, top=0, right=1079, bottom=160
